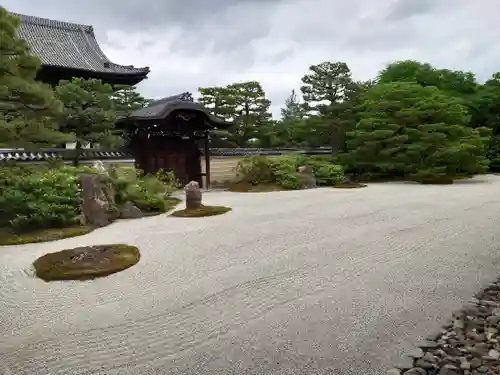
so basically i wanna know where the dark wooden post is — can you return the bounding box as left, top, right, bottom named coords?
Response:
left=204, top=131, right=210, bottom=189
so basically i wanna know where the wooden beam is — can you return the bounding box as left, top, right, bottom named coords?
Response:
left=204, top=131, right=210, bottom=189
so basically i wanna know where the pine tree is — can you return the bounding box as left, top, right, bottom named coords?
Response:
left=0, top=7, right=69, bottom=148
left=55, top=77, right=117, bottom=164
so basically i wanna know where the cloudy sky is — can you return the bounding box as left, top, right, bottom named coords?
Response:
left=4, top=0, right=500, bottom=116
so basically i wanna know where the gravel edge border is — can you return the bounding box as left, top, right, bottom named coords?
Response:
left=388, top=278, right=500, bottom=374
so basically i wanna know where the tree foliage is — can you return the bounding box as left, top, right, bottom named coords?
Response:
left=344, top=82, right=490, bottom=180
left=55, top=78, right=117, bottom=163
left=0, top=7, right=70, bottom=148
left=198, top=81, right=271, bottom=147
left=111, top=85, right=149, bottom=117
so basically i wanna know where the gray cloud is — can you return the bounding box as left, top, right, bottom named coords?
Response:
left=3, top=0, right=500, bottom=117
left=385, top=0, right=441, bottom=21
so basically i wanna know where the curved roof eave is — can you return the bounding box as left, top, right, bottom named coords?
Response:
left=12, top=12, right=150, bottom=77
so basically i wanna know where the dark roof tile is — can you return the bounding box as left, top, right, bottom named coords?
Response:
left=12, top=12, right=150, bottom=77
left=130, top=93, right=230, bottom=126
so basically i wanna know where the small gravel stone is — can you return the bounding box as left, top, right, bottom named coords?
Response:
left=403, top=368, right=426, bottom=375
left=489, top=349, right=500, bottom=359
left=387, top=369, right=401, bottom=375
left=414, top=359, right=435, bottom=370
left=439, top=364, right=460, bottom=375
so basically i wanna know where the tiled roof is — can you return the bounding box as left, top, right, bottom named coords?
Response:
left=12, top=13, right=150, bottom=77
left=0, top=149, right=132, bottom=162
left=130, top=93, right=230, bottom=126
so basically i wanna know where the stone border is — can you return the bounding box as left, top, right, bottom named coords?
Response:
left=388, top=278, right=500, bottom=374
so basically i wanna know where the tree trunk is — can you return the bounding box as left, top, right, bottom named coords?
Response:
left=72, top=141, right=82, bottom=167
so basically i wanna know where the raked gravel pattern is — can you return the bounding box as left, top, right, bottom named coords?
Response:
left=2, top=176, right=500, bottom=375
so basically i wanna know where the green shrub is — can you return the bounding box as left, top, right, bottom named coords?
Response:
left=0, top=168, right=80, bottom=231
left=236, top=156, right=275, bottom=184
left=236, top=154, right=345, bottom=190
left=111, top=167, right=179, bottom=212
left=313, top=164, right=345, bottom=185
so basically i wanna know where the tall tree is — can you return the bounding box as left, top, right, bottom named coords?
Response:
left=281, top=89, right=305, bottom=121
left=269, top=90, right=308, bottom=147
left=470, top=73, right=500, bottom=170
left=0, top=7, right=70, bottom=148
left=300, top=61, right=356, bottom=152
left=111, top=85, right=149, bottom=117
left=198, top=81, right=272, bottom=147
left=378, top=60, right=477, bottom=97
left=226, top=81, right=272, bottom=147
left=197, top=86, right=238, bottom=147
left=55, top=77, right=117, bottom=164
left=344, top=82, right=489, bottom=181
left=109, top=85, right=149, bottom=148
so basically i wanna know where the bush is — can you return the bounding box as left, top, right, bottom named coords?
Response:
left=110, top=167, right=179, bottom=212
left=0, top=167, right=81, bottom=231
left=235, top=154, right=344, bottom=189
left=312, top=164, right=344, bottom=185
left=235, top=156, right=276, bottom=185
left=0, top=163, right=180, bottom=235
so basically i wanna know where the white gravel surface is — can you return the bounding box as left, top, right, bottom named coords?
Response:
left=1, top=176, right=500, bottom=375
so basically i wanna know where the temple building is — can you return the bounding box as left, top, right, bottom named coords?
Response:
left=13, top=13, right=150, bottom=86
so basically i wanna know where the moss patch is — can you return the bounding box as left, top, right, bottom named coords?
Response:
left=33, top=244, right=140, bottom=281
left=416, top=176, right=454, bottom=185
left=141, top=198, right=182, bottom=217
left=171, top=205, right=232, bottom=218
left=0, top=225, right=94, bottom=246
left=228, top=181, right=283, bottom=192
left=332, top=182, right=367, bottom=189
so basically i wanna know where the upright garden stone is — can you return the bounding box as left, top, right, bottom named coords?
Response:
left=92, top=160, right=107, bottom=174
left=79, top=173, right=116, bottom=227
left=185, top=181, right=202, bottom=210
left=298, top=165, right=316, bottom=189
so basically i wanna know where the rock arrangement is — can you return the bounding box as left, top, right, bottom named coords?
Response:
left=389, top=278, right=500, bottom=374
left=170, top=181, right=231, bottom=217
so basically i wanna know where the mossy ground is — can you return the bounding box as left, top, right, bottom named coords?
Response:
left=332, top=182, right=367, bottom=189
left=142, top=198, right=182, bottom=216
left=171, top=205, right=232, bottom=218
left=227, top=181, right=283, bottom=192
left=33, top=244, right=140, bottom=281
left=416, top=176, right=455, bottom=185
left=0, top=226, right=94, bottom=246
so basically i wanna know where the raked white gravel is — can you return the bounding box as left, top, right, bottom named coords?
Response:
left=2, top=176, right=500, bottom=375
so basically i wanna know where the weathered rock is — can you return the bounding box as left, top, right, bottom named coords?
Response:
left=184, top=181, right=202, bottom=210
left=298, top=165, right=316, bottom=189
left=418, top=341, right=439, bottom=351
left=439, top=364, right=460, bottom=375
left=470, top=358, right=483, bottom=368
left=79, top=173, right=116, bottom=227
left=120, top=201, right=144, bottom=219
left=406, top=348, right=424, bottom=359
left=387, top=368, right=401, bottom=375
left=403, top=368, right=426, bottom=374
left=92, top=160, right=108, bottom=175
left=414, top=358, right=435, bottom=370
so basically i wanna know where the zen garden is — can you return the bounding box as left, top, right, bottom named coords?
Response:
left=3, top=6, right=500, bottom=375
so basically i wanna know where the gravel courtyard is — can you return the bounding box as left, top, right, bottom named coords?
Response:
left=1, top=176, right=500, bottom=375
